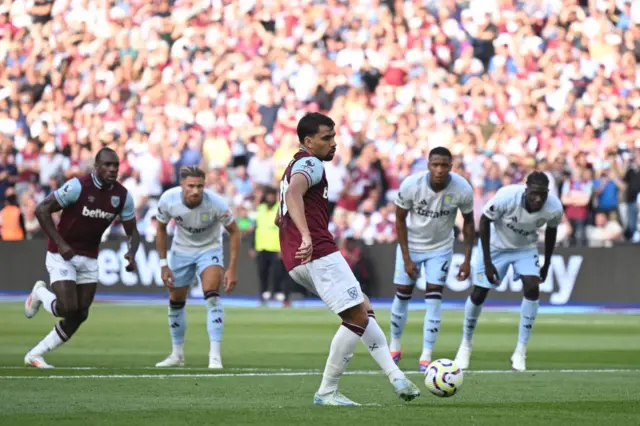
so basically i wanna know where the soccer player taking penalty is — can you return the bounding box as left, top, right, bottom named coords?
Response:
left=24, top=148, right=140, bottom=368
left=454, top=172, right=562, bottom=371
left=390, top=147, right=475, bottom=372
left=277, top=113, right=420, bottom=406
left=154, top=166, right=240, bottom=369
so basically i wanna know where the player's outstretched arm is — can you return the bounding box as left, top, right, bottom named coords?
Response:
left=285, top=173, right=313, bottom=263
left=540, top=226, right=558, bottom=281
left=224, top=221, right=241, bottom=293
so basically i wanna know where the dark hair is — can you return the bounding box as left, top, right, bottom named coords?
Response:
left=296, top=113, right=335, bottom=144
left=95, top=147, right=117, bottom=163
left=429, top=146, right=452, bottom=160
left=180, top=166, right=205, bottom=180
left=526, top=171, right=549, bottom=187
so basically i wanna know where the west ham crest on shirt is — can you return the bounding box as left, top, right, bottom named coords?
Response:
left=111, top=196, right=120, bottom=208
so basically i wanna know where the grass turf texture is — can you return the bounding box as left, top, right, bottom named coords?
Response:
left=1, top=303, right=639, bottom=425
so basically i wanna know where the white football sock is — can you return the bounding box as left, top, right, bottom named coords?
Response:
left=317, top=323, right=362, bottom=395
left=362, top=317, right=405, bottom=382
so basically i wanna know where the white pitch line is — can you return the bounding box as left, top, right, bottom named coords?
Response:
left=0, top=369, right=639, bottom=379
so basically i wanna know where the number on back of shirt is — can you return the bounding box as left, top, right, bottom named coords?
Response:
left=279, top=178, right=289, bottom=217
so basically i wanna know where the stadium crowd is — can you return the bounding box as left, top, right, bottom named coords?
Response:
left=1, top=0, right=640, bottom=249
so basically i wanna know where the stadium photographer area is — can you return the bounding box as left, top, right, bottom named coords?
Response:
left=1, top=239, right=638, bottom=311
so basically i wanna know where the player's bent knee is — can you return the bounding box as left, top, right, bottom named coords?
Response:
left=470, top=286, right=489, bottom=305
left=521, top=278, right=540, bottom=301
left=395, top=284, right=413, bottom=301
left=170, top=300, right=186, bottom=310
left=169, top=287, right=189, bottom=303
left=201, top=265, right=223, bottom=293
left=339, top=303, right=369, bottom=329
left=361, top=295, right=376, bottom=319
left=425, top=284, right=443, bottom=298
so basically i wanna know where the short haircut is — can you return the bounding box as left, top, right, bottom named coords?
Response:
left=429, top=146, right=453, bottom=160
left=296, top=112, right=335, bottom=144
left=95, top=147, right=117, bottom=163
left=180, top=166, right=205, bottom=180
left=526, top=171, right=550, bottom=187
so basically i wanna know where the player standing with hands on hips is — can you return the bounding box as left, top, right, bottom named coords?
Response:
left=389, top=147, right=476, bottom=371
left=454, top=172, right=563, bottom=371
left=154, top=166, right=241, bottom=369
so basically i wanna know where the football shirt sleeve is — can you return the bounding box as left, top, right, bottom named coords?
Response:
left=291, top=157, right=324, bottom=187
left=54, top=178, right=82, bottom=208
left=120, top=192, right=136, bottom=221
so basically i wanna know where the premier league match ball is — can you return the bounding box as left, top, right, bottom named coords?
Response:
left=424, top=358, right=464, bottom=397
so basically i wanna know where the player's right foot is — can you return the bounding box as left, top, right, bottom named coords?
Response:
left=419, top=359, right=431, bottom=372
left=24, top=281, right=46, bottom=319
left=454, top=341, right=472, bottom=370
left=24, top=353, right=54, bottom=369
left=313, top=390, right=360, bottom=406
left=392, top=378, right=421, bottom=402
left=155, top=354, right=184, bottom=367
left=511, top=351, right=527, bottom=372
left=391, top=351, right=402, bottom=364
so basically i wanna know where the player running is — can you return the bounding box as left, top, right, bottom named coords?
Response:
left=154, top=166, right=240, bottom=369
left=24, top=147, right=140, bottom=368
left=278, top=112, right=420, bottom=406
left=454, top=172, right=562, bottom=371
left=390, top=147, right=475, bottom=372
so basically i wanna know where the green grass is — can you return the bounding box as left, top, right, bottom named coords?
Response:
left=1, top=303, right=640, bottom=425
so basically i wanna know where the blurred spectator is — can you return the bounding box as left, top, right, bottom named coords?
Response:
left=561, top=166, right=594, bottom=246
left=0, top=188, right=25, bottom=241
left=0, top=0, right=638, bottom=249
left=623, top=150, right=640, bottom=240
left=587, top=212, right=624, bottom=247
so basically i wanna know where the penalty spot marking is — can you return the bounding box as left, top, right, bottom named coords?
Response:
left=0, top=369, right=638, bottom=380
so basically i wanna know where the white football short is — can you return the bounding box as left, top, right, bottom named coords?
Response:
left=45, top=252, right=99, bottom=285
left=288, top=251, right=365, bottom=314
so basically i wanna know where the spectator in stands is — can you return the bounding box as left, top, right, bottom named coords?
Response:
left=1, top=0, right=639, bottom=251
left=623, top=150, right=640, bottom=241
left=562, top=165, right=594, bottom=246
left=587, top=212, right=624, bottom=248
left=0, top=187, right=25, bottom=241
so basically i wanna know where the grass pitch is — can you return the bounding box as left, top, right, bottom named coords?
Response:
left=1, top=303, right=639, bottom=425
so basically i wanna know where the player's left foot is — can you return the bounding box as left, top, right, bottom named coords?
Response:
left=511, top=351, right=526, bottom=372
left=390, top=351, right=402, bottom=364
left=24, top=353, right=54, bottom=369
left=155, top=354, right=185, bottom=367
left=392, top=378, right=421, bottom=402
left=208, top=355, right=223, bottom=369
left=24, top=281, right=46, bottom=319
left=419, top=359, right=431, bottom=372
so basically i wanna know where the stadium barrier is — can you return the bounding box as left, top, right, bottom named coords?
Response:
left=0, top=239, right=638, bottom=306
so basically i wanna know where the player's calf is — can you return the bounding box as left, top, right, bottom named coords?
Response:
left=156, top=299, right=187, bottom=367
left=421, top=285, right=443, bottom=371
left=512, top=277, right=541, bottom=372
left=455, top=286, right=489, bottom=369
left=204, top=290, right=224, bottom=369
left=390, top=285, right=412, bottom=361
